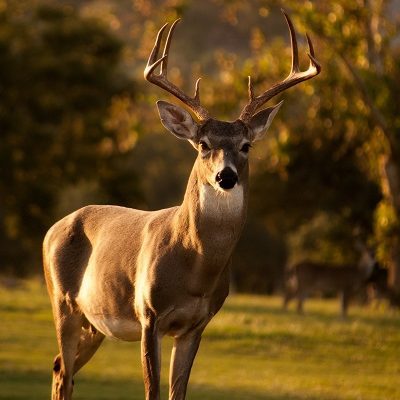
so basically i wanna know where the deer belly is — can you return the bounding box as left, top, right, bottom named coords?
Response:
left=84, top=312, right=142, bottom=342
left=77, top=280, right=141, bottom=341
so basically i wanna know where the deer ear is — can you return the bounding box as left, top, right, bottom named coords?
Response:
left=248, top=101, right=283, bottom=142
left=157, top=100, right=198, bottom=141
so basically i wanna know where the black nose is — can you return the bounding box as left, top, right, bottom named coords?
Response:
left=216, top=167, right=238, bottom=190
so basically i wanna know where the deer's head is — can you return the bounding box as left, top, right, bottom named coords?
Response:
left=145, top=11, right=320, bottom=193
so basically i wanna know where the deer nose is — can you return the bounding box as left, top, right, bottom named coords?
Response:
left=216, top=167, right=238, bottom=190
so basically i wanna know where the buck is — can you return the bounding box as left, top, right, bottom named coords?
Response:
left=283, top=245, right=378, bottom=317
left=43, top=11, right=320, bottom=400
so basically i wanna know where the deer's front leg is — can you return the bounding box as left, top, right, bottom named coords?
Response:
left=141, top=316, right=162, bottom=400
left=169, top=332, right=202, bottom=400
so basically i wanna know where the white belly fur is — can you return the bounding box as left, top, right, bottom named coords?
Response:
left=78, top=270, right=141, bottom=341
left=85, top=313, right=142, bottom=342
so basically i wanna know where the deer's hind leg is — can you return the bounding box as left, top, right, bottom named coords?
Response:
left=51, top=298, right=84, bottom=400
left=340, top=290, right=351, bottom=318
left=73, top=325, right=105, bottom=374
left=283, top=288, right=296, bottom=310
left=297, top=290, right=308, bottom=314
left=52, top=317, right=105, bottom=399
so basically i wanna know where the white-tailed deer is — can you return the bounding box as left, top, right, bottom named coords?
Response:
left=43, top=11, right=320, bottom=400
left=283, top=245, right=378, bottom=317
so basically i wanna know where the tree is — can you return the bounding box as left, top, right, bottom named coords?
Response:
left=0, top=3, right=140, bottom=274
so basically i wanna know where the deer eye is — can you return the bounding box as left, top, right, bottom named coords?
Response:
left=240, top=143, right=251, bottom=153
left=199, top=141, right=210, bottom=152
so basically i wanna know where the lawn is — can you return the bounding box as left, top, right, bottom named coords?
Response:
left=1, top=278, right=399, bottom=400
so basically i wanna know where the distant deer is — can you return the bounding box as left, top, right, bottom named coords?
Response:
left=43, top=11, right=320, bottom=400
left=366, top=262, right=390, bottom=307
left=283, top=245, right=378, bottom=317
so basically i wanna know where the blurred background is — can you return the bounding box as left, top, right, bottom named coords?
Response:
left=1, top=0, right=400, bottom=301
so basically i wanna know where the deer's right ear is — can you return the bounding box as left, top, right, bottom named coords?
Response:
left=157, top=100, right=198, bottom=141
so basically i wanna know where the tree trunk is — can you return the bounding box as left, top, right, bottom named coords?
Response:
left=381, top=155, right=400, bottom=304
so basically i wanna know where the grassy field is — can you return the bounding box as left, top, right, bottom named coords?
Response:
left=1, top=279, right=399, bottom=400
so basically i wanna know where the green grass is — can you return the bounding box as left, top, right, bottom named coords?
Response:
left=1, top=279, right=400, bottom=400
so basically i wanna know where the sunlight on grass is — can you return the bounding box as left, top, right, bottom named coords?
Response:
left=1, top=279, right=399, bottom=399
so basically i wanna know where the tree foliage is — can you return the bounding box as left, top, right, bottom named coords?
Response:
left=0, top=2, right=140, bottom=274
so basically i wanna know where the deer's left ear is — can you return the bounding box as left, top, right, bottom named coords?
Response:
left=157, top=100, right=199, bottom=141
left=248, top=100, right=283, bottom=142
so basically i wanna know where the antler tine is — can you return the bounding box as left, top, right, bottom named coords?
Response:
left=306, top=33, right=314, bottom=58
left=282, top=9, right=300, bottom=74
left=306, top=33, right=321, bottom=72
left=144, top=23, right=169, bottom=79
left=248, top=76, right=255, bottom=101
left=239, top=10, right=321, bottom=123
left=144, top=19, right=210, bottom=121
left=160, top=19, right=180, bottom=76
left=194, top=78, right=202, bottom=101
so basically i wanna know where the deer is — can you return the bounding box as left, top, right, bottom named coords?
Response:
left=282, top=244, right=379, bottom=317
left=43, top=11, right=320, bottom=400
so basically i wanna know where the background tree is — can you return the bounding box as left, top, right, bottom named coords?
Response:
left=259, top=0, right=400, bottom=300
left=0, top=2, right=140, bottom=274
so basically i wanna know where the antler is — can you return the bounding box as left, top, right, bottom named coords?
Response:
left=239, top=10, right=321, bottom=123
left=144, top=19, right=211, bottom=121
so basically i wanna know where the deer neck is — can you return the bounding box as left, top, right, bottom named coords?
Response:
left=175, top=158, right=248, bottom=266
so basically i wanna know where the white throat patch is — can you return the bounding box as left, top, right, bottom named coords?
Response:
left=199, top=183, right=244, bottom=219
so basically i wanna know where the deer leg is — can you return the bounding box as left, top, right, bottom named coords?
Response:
left=283, top=288, right=295, bottom=310
left=282, top=291, right=290, bottom=310
left=73, top=327, right=105, bottom=374
left=297, top=291, right=305, bottom=314
left=340, top=290, right=350, bottom=318
left=52, top=302, right=84, bottom=400
left=169, top=332, right=202, bottom=400
left=141, top=318, right=162, bottom=400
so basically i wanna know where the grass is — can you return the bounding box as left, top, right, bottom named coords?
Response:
left=1, top=279, right=400, bottom=400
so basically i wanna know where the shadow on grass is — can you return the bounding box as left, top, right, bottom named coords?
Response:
left=0, top=369, right=335, bottom=400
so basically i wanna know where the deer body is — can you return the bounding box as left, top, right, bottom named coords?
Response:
left=44, top=121, right=251, bottom=400
left=44, top=12, right=320, bottom=400
left=283, top=257, right=376, bottom=317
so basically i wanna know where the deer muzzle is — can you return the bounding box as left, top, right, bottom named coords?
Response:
left=216, top=167, right=238, bottom=190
